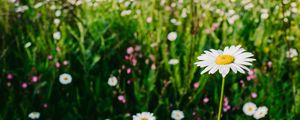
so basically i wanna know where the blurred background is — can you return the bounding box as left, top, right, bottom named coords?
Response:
left=0, top=0, right=300, bottom=119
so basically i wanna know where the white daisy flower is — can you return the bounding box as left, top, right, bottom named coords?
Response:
left=242, top=102, right=257, bottom=116
left=286, top=48, right=298, bottom=58
left=16, top=5, right=29, bottom=13
left=108, top=76, right=118, bottom=87
left=195, top=45, right=255, bottom=77
left=53, top=31, right=61, bottom=40
left=54, top=18, right=60, bottom=25
left=253, top=106, right=268, bottom=119
left=168, top=59, right=179, bottom=65
left=59, top=73, right=72, bottom=85
left=133, top=112, right=156, bottom=120
left=28, top=112, right=40, bottom=119
left=171, top=110, right=184, bottom=120
left=55, top=10, right=62, bottom=17
left=167, top=32, right=177, bottom=41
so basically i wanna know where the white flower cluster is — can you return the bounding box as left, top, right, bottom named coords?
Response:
left=243, top=102, right=268, bottom=119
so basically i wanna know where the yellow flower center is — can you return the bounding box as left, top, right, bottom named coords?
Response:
left=140, top=118, right=148, bottom=120
left=63, top=77, right=68, bottom=81
left=215, top=55, right=234, bottom=65
left=248, top=107, right=253, bottom=111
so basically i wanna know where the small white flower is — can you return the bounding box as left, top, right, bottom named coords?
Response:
left=121, top=10, right=131, bottom=16
left=260, top=9, right=269, bottom=19
left=34, top=2, right=44, bottom=9
left=108, top=76, right=118, bottom=86
left=28, top=112, right=40, bottom=119
left=261, top=13, right=269, bottom=19
left=253, top=106, right=268, bottom=119
left=55, top=10, right=62, bottom=17
left=59, top=73, right=72, bottom=85
left=181, top=8, right=187, bottom=18
left=171, top=110, right=184, bottom=120
left=8, top=0, right=16, bottom=3
left=54, top=18, right=60, bottom=25
left=243, top=102, right=257, bottom=116
left=16, top=5, right=29, bottom=13
left=53, top=31, right=61, bottom=40
left=286, top=48, right=298, bottom=58
left=169, top=59, right=179, bottom=65
left=167, top=32, right=177, bottom=41
left=133, top=112, right=156, bottom=120
left=195, top=45, right=256, bottom=77
left=24, top=42, right=32, bottom=48
left=244, top=3, right=254, bottom=10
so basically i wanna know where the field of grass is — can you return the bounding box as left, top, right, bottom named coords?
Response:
left=0, top=0, right=300, bottom=119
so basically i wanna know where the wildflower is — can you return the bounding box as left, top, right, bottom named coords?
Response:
left=47, top=54, right=53, bottom=60
left=133, top=112, right=156, bottom=120
left=21, top=82, right=28, bottom=89
left=168, top=59, right=179, bottom=65
left=195, top=45, right=255, bottom=77
left=31, top=76, right=39, bottom=83
left=171, top=110, right=184, bottom=120
left=243, top=102, right=257, bottom=116
left=24, top=42, right=32, bottom=48
left=167, top=32, right=177, bottom=41
left=121, top=10, right=131, bottom=16
left=223, top=96, right=231, bottom=112
left=260, top=9, right=269, bottom=19
left=28, top=112, right=40, bottom=119
left=253, top=106, right=268, bottom=119
left=55, top=62, right=61, bottom=68
left=118, top=95, right=126, bottom=103
left=59, top=73, right=72, bottom=85
left=16, top=5, right=29, bottom=13
left=146, top=17, right=153, bottom=23
left=251, top=92, right=257, bottom=98
left=6, top=73, right=13, bottom=80
left=107, top=76, right=118, bottom=87
left=203, top=97, right=209, bottom=104
left=61, top=61, right=68, bottom=66
left=127, top=47, right=134, bottom=54
left=34, top=2, right=44, bottom=9
left=193, top=82, right=200, bottom=89
left=55, top=10, right=62, bottom=17
left=54, top=18, right=60, bottom=25
left=53, top=31, right=61, bottom=40
left=286, top=48, right=298, bottom=58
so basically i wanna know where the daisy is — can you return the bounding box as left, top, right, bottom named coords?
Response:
left=194, top=45, right=255, bottom=77
left=108, top=76, right=118, bottom=87
left=53, top=31, right=61, bottom=40
left=168, top=59, right=179, bottom=65
left=59, top=73, right=72, bottom=85
left=133, top=112, right=156, bottom=120
left=253, top=106, right=268, bottom=119
left=171, top=110, right=184, bottom=120
left=28, top=112, right=40, bottom=119
left=167, top=32, right=177, bottom=41
left=243, top=102, right=257, bottom=116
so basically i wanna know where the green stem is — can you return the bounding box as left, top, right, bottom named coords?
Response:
left=217, top=77, right=226, bottom=120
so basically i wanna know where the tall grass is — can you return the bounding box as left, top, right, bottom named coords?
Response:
left=0, top=0, right=299, bottom=119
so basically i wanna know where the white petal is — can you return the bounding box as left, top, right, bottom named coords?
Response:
left=222, top=65, right=230, bottom=77
left=230, top=64, right=237, bottom=73
left=209, top=64, right=219, bottom=74
left=238, top=64, right=250, bottom=72
left=201, top=65, right=214, bottom=74
left=232, top=63, right=245, bottom=74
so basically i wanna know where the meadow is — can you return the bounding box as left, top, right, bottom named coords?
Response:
left=0, top=0, right=300, bottom=119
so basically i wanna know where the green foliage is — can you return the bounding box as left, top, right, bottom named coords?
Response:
left=0, top=0, right=299, bottom=119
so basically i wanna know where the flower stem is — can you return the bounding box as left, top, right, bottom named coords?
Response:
left=217, top=77, right=226, bottom=120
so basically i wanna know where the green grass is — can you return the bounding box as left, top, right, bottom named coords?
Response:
left=0, top=0, right=299, bottom=119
